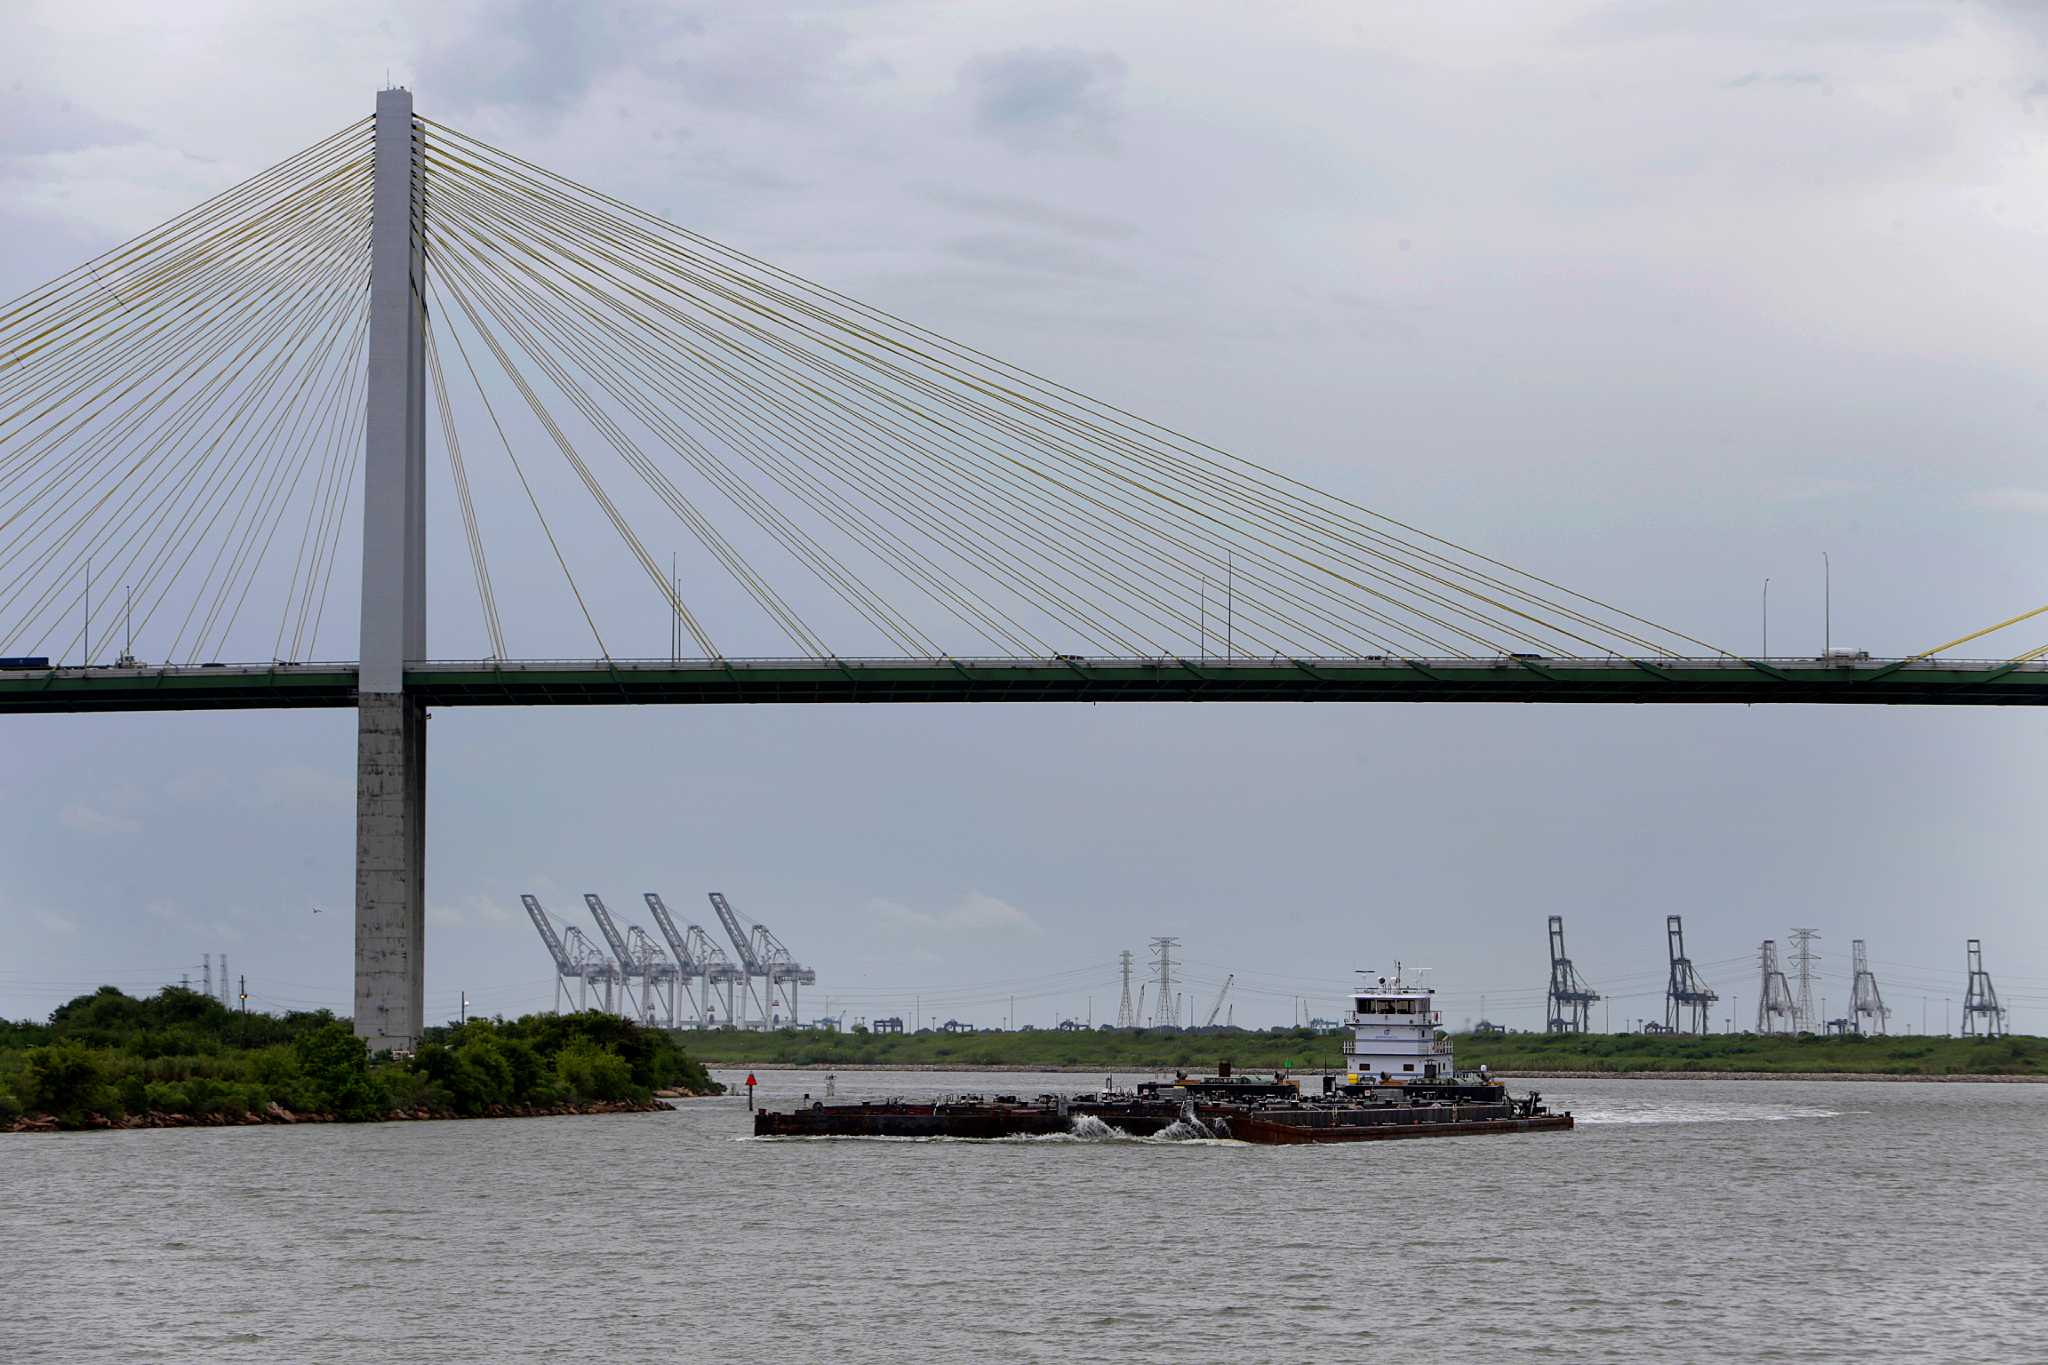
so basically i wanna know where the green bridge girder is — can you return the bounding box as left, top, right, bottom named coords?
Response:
left=2, top=655, right=2046, bottom=714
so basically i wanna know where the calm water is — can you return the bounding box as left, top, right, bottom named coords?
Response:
left=4, top=1070, right=2044, bottom=1362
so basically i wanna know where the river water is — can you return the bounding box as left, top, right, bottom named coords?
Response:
left=4, top=1070, right=2044, bottom=1362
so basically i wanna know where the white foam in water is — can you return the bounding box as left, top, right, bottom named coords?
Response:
left=1575, top=1101, right=1841, bottom=1126
left=1066, top=1114, right=1125, bottom=1140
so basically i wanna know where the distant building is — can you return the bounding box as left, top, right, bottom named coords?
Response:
left=871, top=1016, right=904, bottom=1035
left=941, top=1018, right=975, bottom=1034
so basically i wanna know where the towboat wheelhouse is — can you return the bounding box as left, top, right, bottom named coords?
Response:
left=1343, top=967, right=1452, bottom=1085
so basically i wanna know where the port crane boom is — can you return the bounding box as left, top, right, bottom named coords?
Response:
left=523, top=894, right=618, bottom=1013
left=1202, top=975, right=1235, bottom=1027
left=708, top=891, right=816, bottom=1027
left=585, top=893, right=676, bottom=1026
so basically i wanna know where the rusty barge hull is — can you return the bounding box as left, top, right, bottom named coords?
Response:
left=1227, top=1112, right=1575, bottom=1144
left=752, top=1097, right=1573, bottom=1144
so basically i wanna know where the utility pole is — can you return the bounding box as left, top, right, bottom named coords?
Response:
left=1761, top=577, right=1770, bottom=657
left=1116, top=951, right=1136, bottom=1029
left=1225, top=553, right=1234, bottom=659
left=1822, top=550, right=1831, bottom=655
left=219, top=954, right=229, bottom=1009
left=460, top=991, right=469, bottom=1025
left=238, top=974, right=247, bottom=1013
left=203, top=953, right=212, bottom=1002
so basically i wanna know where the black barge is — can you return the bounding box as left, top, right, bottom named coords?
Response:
left=751, top=1075, right=1572, bottom=1144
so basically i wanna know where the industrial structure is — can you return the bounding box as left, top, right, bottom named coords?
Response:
left=1116, top=950, right=1137, bottom=1029
left=1663, top=915, right=1719, bottom=1034
left=1847, top=939, right=1889, bottom=1035
left=1545, top=916, right=1600, bottom=1033
left=518, top=889, right=812, bottom=1030
left=709, top=892, right=816, bottom=1028
left=1149, top=937, right=1179, bottom=1030
left=1788, top=927, right=1821, bottom=1034
left=1202, top=975, right=1236, bottom=1028
left=643, top=892, right=743, bottom=1029
left=521, top=894, right=621, bottom=1013
left=1962, top=939, right=2007, bottom=1038
left=584, top=894, right=677, bottom=1028
left=1756, top=939, right=1797, bottom=1034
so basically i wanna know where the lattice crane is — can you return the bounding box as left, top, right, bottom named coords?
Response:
left=522, top=894, right=617, bottom=1013
left=708, top=892, right=815, bottom=1028
left=585, top=893, right=677, bottom=1027
left=644, top=891, right=745, bottom=1028
left=1202, top=975, right=1235, bottom=1028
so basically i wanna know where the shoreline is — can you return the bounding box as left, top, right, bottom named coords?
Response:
left=710, top=1062, right=2047, bottom=1083
left=4, top=1094, right=711, bottom=1134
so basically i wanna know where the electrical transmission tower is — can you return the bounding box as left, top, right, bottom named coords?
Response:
left=1116, top=950, right=1136, bottom=1029
left=1545, top=915, right=1600, bottom=1032
left=1148, top=937, right=1178, bottom=1030
left=1664, top=915, right=1718, bottom=1033
left=1962, top=939, right=2006, bottom=1038
left=1755, top=939, right=1796, bottom=1034
left=1788, top=927, right=1820, bottom=1033
left=1847, top=939, right=1889, bottom=1036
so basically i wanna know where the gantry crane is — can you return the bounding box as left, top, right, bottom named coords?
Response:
left=585, top=893, right=678, bottom=1027
left=1545, top=915, right=1600, bottom=1033
left=1664, top=914, right=1718, bottom=1034
left=709, top=892, right=816, bottom=1028
left=644, top=891, right=744, bottom=1028
left=522, top=894, right=618, bottom=1013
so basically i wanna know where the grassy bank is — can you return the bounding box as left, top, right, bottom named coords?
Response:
left=1458, top=1030, right=2048, bottom=1077
left=681, top=1025, right=2048, bottom=1078
left=1, top=986, right=722, bottom=1131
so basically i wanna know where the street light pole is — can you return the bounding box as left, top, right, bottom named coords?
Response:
left=1762, top=577, right=1771, bottom=657
left=1822, top=551, right=1831, bottom=655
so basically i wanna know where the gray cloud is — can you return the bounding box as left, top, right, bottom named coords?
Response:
left=959, top=47, right=1126, bottom=152
left=919, top=184, right=1137, bottom=241
left=5, top=1, right=2048, bottom=1033
left=0, top=92, right=144, bottom=157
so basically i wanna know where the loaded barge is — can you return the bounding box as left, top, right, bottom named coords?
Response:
left=754, top=970, right=1572, bottom=1145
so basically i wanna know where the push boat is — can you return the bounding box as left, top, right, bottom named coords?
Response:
left=752, top=970, right=1573, bottom=1144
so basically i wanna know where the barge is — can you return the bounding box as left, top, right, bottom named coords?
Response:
left=752, top=970, right=1572, bottom=1144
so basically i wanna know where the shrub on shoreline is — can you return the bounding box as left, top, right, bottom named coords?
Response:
left=0, top=986, right=721, bottom=1130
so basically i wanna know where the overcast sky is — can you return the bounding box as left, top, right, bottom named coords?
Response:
left=6, top=0, right=2048, bottom=1034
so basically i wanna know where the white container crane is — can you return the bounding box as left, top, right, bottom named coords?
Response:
left=708, top=891, right=816, bottom=1029
left=522, top=894, right=618, bottom=1013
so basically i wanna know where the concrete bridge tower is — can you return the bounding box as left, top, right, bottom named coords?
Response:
left=354, top=88, right=429, bottom=1052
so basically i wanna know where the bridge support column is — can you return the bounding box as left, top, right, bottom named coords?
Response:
left=354, top=86, right=428, bottom=1051
left=355, top=693, right=426, bottom=1051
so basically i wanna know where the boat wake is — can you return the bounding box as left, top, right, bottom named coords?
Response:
left=1575, top=1103, right=1841, bottom=1126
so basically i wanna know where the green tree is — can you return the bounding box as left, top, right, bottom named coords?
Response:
left=553, top=1040, right=636, bottom=1102
left=22, top=1043, right=110, bottom=1122
left=293, top=1021, right=381, bottom=1120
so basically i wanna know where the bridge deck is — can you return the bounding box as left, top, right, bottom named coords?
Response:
left=2, top=656, right=2044, bottom=713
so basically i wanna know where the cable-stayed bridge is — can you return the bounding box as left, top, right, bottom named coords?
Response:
left=5, top=90, right=2043, bottom=1048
